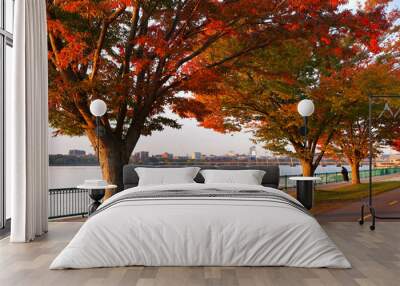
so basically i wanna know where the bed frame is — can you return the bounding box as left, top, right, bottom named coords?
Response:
left=123, top=164, right=280, bottom=190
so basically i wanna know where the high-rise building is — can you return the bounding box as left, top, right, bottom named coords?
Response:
left=138, top=151, right=149, bottom=161
left=132, top=151, right=149, bottom=162
left=192, top=152, right=202, bottom=160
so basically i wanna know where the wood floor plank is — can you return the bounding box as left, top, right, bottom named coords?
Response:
left=1, top=222, right=400, bottom=286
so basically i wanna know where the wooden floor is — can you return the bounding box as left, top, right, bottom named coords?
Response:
left=0, top=222, right=399, bottom=286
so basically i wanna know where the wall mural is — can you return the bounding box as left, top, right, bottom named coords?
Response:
left=46, top=0, right=400, bottom=221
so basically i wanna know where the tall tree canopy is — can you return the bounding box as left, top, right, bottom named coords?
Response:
left=325, top=63, right=400, bottom=184
left=185, top=1, right=397, bottom=176
left=47, top=0, right=394, bottom=188
left=47, top=0, right=302, bottom=188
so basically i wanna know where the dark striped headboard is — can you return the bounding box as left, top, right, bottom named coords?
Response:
left=123, top=165, right=280, bottom=190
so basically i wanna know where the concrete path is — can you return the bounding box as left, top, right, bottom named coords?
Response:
left=315, top=173, right=400, bottom=222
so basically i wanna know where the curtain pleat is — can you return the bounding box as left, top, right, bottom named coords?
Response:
left=10, top=0, right=49, bottom=242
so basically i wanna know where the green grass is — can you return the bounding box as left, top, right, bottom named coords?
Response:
left=315, top=181, right=400, bottom=203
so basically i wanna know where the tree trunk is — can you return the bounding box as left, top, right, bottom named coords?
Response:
left=87, top=129, right=136, bottom=199
left=99, top=144, right=130, bottom=199
left=350, top=160, right=361, bottom=185
left=300, top=159, right=314, bottom=177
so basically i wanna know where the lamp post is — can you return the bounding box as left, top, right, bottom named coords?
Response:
left=80, top=99, right=110, bottom=215
left=89, top=99, right=107, bottom=162
left=297, top=99, right=315, bottom=149
left=289, top=99, right=317, bottom=210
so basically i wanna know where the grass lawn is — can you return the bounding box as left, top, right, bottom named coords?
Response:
left=315, top=181, right=400, bottom=203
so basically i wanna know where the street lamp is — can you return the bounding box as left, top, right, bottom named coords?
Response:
left=290, top=99, right=318, bottom=210
left=297, top=99, right=315, bottom=149
left=80, top=99, right=112, bottom=215
left=90, top=99, right=107, bottom=161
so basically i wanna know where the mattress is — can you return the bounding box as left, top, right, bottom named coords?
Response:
left=50, top=183, right=351, bottom=269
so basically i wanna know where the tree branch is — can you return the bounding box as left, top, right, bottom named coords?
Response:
left=206, top=38, right=275, bottom=69
left=89, top=5, right=126, bottom=81
left=175, top=32, right=227, bottom=69
left=48, top=31, right=72, bottom=84
left=165, top=0, right=183, bottom=40
left=115, top=1, right=141, bottom=136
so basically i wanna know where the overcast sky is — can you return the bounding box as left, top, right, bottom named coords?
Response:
left=49, top=113, right=267, bottom=156
left=49, top=0, right=399, bottom=156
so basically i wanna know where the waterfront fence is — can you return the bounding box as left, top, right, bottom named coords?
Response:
left=279, top=167, right=400, bottom=190
left=48, top=188, right=89, bottom=219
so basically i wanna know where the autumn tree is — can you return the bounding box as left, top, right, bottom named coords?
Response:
left=47, top=0, right=331, bottom=190
left=186, top=1, right=395, bottom=176
left=189, top=40, right=349, bottom=176
left=327, top=63, right=400, bottom=184
left=325, top=4, right=400, bottom=184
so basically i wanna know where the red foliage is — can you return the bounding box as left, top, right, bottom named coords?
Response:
left=47, top=0, right=397, bottom=136
left=391, top=139, right=400, bottom=152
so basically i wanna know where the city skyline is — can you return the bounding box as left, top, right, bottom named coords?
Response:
left=48, top=116, right=399, bottom=157
left=48, top=113, right=271, bottom=156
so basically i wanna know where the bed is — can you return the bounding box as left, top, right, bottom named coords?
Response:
left=50, top=165, right=350, bottom=269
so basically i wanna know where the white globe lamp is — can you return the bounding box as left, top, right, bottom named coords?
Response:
left=297, top=99, right=315, bottom=117
left=89, top=99, right=107, bottom=163
left=297, top=99, right=315, bottom=152
left=90, top=99, right=107, bottom=117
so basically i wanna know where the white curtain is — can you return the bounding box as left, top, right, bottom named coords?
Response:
left=10, top=0, right=49, bottom=242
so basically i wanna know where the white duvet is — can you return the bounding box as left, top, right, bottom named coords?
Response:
left=50, top=183, right=351, bottom=269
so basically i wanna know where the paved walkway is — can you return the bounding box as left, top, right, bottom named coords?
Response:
left=314, top=173, right=400, bottom=222
left=315, top=189, right=400, bottom=222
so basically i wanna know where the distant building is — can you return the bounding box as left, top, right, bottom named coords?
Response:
left=249, top=146, right=257, bottom=161
left=226, top=151, right=237, bottom=158
left=68, top=149, right=86, bottom=157
left=138, top=151, right=149, bottom=161
left=161, top=152, right=173, bottom=159
left=174, top=155, right=189, bottom=160
left=132, top=151, right=150, bottom=162
left=192, top=152, right=202, bottom=160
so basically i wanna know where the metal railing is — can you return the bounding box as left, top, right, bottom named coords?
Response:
left=48, top=188, right=89, bottom=219
left=48, top=167, right=400, bottom=219
left=279, top=167, right=400, bottom=190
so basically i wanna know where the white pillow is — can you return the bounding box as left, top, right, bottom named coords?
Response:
left=200, top=169, right=266, bottom=185
left=135, top=167, right=201, bottom=186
